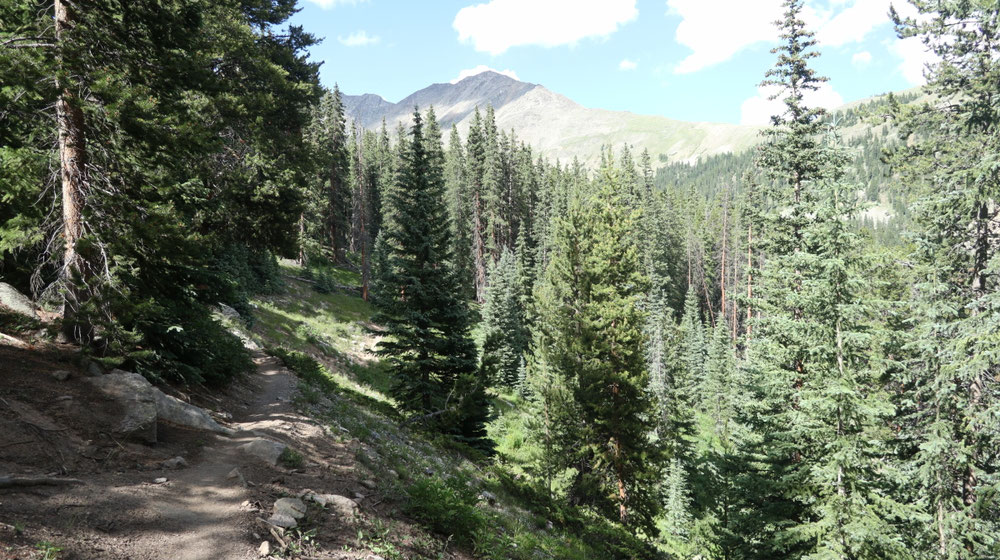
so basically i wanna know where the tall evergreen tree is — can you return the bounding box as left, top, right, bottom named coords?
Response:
left=889, top=3, right=1000, bottom=556
left=534, top=166, right=663, bottom=533
left=444, top=125, right=474, bottom=300
left=307, top=85, right=351, bottom=263
left=371, top=108, right=489, bottom=450
left=746, top=2, right=908, bottom=557
left=481, top=248, right=529, bottom=388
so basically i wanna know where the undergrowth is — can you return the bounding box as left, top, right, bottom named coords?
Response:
left=252, top=262, right=659, bottom=560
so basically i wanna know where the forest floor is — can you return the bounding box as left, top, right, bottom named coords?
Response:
left=0, top=314, right=472, bottom=559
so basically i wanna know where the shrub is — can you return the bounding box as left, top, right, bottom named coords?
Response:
left=405, top=473, right=485, bottom=546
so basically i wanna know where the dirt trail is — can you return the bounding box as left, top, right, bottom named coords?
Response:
left=1, top=349, right=346, bottom=560
left=109, top=352, right=300, bottom=560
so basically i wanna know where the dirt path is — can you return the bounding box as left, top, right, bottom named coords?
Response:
left=1, top=350, right=346, bottom=560
left=106, top=352, right=300, bottom=560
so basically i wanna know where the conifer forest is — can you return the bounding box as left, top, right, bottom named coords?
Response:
left=0, top=1, right=998, bottom=559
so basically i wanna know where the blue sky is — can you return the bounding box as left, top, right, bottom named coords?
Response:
left=289, top=0, right=934, bottom=124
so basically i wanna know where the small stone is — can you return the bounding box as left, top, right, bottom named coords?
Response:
left=153, top=477, right=168, bottom=484
left=318, top=494, right=359, bottom=520
left=273, top=497, right=307, bottom=520
left=85, top=360, right=104, bottom=377
left=361, top=479, right=376, bottom=490
left=353, top=492, right=365, bottom=500
left=479, top=491, right=497, bottom=506
left=162, top=456, right=187, bottom=469
left=387, top=469, right=399, bottom=479
left=258, top=541, right=270, bottom=557
left=227, top=467, right=247, bottom=486
left=50, top=369, right=71, bottom=381
left=267, top=513, right=297, bottom=529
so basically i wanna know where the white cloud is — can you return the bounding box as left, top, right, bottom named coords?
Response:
left=667, top=0, right=783, bottom=74
left=740, top=83, right=845, bottom=125
left=889, top=36, right=937, bottom=85
left=619, top=58, right=638, bottom=70
left=453, top=0, right=638, bottom=55
left=338, top=30, right=380, bottom=47
left=851, top=50, right=873, bottom=68
left=666, top=0, right=914, bottom=74
left=816, top=0, right=893, bottom=47
left=305, top=0, right=368, bottom=8
left=450, top=65, right=520, bottom=84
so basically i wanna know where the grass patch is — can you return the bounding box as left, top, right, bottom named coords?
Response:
left=405, top=473, right=485, bottom=547
left=278, top=447, right=304, bottom=469
left=0, top=308, right=42, bottom=336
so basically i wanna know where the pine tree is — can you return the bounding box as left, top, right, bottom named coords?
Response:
left=444, top=125, right=474, bottom=300
left=680, top=287, right=707, bottom=394
left=371, top=108, right=489, bottom=450
left=534, top=166, right=663, bottom=533
left=746, top=2, right=908, bottom=556
left=481, top=249, right=529, bottom=388
left=307, top=86, right=351, bottom=263
left=890, top=3, right=1000, bottom=556
left=466, top=108, right=489, bottom=302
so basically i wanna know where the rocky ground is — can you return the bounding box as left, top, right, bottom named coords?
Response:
left=0, top=341, right=470, bottom=560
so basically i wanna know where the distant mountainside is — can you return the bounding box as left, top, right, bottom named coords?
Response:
left=341, top=71, right=763, bottom=166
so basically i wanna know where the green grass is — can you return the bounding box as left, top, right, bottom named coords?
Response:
left=0, top=307, right=42, bottom=336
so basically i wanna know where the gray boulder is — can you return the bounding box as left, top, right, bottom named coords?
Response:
left=268, top=497, right=306, bottom=529
left=239, top=438, right=287, bottom=466
left=86, top=371, right=234, bottom=443
left=86, top=372, right=158, bottom=443
left=0, top=282, right=38, bottom=320
left=216, top=303, right=241, bottom=321
left=152, top=389, right=234, bottom=436
left=273, top=497, right=306, bottom=519
left=307, top=493, right=359, bottom=520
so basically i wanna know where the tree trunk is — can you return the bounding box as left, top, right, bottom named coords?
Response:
left=357, top=134, right=370, bottom=301
left=473, top=192, right=486, bottom=303
left=298, top=213, right=307, bottom=266
left=745, top=222, right=753, bottom=339
left=55, top=0, right=91, bottom=341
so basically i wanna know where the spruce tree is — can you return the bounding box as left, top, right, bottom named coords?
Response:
left=371, top=109, right=489, bottom=450
left=534, top=166, right=663, bottom=533
left=444, top=125, right=474, bottom=300
left=746, top=2, right=908, bottom=556
left=890, top=3, right=1000, bottom=556
left=307, top=86, right=351, bottom=262
left=481, top=248, right=529, bottom=388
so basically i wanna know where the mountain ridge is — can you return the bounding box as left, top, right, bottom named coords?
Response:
left=341, top=71, right=763, bottom=166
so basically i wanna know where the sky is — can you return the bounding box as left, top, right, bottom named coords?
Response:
left=288, top=0, right=935, bottom=125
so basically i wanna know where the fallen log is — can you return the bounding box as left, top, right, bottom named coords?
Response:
left=0, top=476, right=83, bottom=489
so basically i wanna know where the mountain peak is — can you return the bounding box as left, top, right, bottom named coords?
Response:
left=339, top=75, right=761, bottom=167
left=452, top=69, right=526, bottom=86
